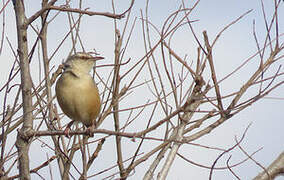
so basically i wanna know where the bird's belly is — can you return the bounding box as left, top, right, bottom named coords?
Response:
left=56, top=76, right=100, bottom=127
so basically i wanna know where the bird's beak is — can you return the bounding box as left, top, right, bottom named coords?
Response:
left=93, top=56, right=104, bottom=61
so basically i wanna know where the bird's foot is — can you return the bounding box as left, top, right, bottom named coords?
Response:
left=63, top=121, right=75, bottom=138
left=63, top=127, right=71, bottom=138
left=86, top=125, right=95, bottom=137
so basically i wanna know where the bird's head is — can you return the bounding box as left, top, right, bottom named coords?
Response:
left=63, top=52, right=104, bottom=74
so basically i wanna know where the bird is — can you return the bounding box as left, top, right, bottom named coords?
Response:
left=55, top=52, right=103, bottom=137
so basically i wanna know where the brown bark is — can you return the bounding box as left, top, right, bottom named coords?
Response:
left=13, top=0, right=34, bottom=179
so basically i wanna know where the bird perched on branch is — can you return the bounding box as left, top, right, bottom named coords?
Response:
left=55, top=52, right=103, bottom=137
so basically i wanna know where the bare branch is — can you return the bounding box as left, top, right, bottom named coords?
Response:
left=253, top=152, right=284, bottom=180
